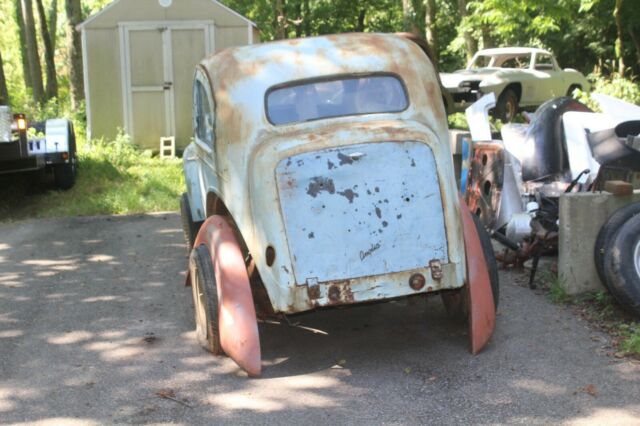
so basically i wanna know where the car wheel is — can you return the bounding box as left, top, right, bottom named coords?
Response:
left=566, top=84, right=582, bottom=97
left=190, top=244, right=224, bottom=355
left=180, top=193, right=203, bottom=252
left=603, top=214, right=640, bottom=316
left=594, top=202, right=640, bottom=288
left=494, top=89, right=519, bottom=122
left=441, top=213, right=499, bottom=318
left=53, top=155, right=77, bottom=190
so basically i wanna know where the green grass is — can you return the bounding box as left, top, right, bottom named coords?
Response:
left=0, top=132, right=184, bottom=222
left=541, top=275, right=640, bottom=358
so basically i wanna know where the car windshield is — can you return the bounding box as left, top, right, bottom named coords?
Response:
left=469, top=54, right=531, bottom=69
left=266, top=75, right=408, bottom=125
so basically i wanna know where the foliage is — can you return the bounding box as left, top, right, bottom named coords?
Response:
left=0, top=130, right=183, bottom=222
left=574, top=73, right=640, bottom=110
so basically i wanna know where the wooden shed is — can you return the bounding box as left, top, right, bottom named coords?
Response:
left=79, top=0, right=258, bottom=150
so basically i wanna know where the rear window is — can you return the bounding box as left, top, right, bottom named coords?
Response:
left=266, top=74, right=408, bottom=125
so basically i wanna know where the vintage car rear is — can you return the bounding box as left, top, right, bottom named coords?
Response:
left=181, top=33, right=496, bottom=376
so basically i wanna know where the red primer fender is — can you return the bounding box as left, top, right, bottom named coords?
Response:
left=193, top=215, right=262, bottom=377
left=459, top=197, right=496, bottom=354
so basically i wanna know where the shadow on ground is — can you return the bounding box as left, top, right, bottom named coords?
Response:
left=0, top=213, right=638, bottom=424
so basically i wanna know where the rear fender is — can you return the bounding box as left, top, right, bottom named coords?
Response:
left=460, top=197, right=496, bottom=354
left=190, top=215, right=261, bottom=376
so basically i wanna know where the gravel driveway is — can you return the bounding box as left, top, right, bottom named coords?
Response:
left=0, top=213, right=639, bottom=425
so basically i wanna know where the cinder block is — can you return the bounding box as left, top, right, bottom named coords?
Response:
left=559, top=190, right=640, bottom=295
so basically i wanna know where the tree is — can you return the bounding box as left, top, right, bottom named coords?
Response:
left=21, top=0, right=45, bottom=104
left=14, top=0, right=32, bottom=90
left=0, top=51, right=9, bottom=105
left=65, top=0, right=84, bottom=108
left=458, top=0, right=477, bottom=61
left=613, top=0, right=625, bottom=75
left=425, top=0, right=437, bottom=60
left=36, top=0, right=58, bottom=100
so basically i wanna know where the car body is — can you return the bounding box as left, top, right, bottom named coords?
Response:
left=441, top=47, right=590, bottom=121
left=181, top=33, right=497, bottom=376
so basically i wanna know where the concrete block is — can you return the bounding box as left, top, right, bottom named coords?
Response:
left=558, top=190, right=640, bottom=295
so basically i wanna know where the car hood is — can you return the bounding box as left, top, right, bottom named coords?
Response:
left=440, top=68, right=499, bottom=89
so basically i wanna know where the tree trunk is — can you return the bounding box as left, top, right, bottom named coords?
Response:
left=15, top=0, right=32, bottom=90
left=425, top=0, right=437, bottom=60
left=273, top=0, right=286, bottom=40
left=0, top=51, right=9, bottom=105
left=402, top=0, right=413, bottom=33
left=49, top=0, right=58, bottom=51
left=22, top=0, right=45, bottom=104
left=629, top=25, right=640, bottom=66
left=302, top=0, right=310, bottom=36
left=36, top=0, right=58, bottom=101
left=65, top=0, right=84, bottom=108
left=481, top=27, right=494, bottom=49
left=356, top=8, right=366, bottom=32
left=458, top=0, right=477, bottom=62
left=614, top=0, right=625, bottom=76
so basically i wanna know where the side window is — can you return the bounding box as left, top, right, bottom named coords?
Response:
left=193, top=71, right=214, bottom=148
left=535, top=54, right=555, bottom=71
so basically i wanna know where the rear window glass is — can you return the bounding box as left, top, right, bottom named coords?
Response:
left=266, top=75, right=408, bottom=125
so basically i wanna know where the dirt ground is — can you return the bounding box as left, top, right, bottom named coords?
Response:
left=1, top=213, right=639, bottom=425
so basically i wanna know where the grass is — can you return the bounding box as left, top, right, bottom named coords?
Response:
left=0, top=131, right=184, bottom=222
left=540, top=271, right=640, bottom=359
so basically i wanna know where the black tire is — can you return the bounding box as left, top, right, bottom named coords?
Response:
left=566, top=84, right=582, bottom=97
left=53, top=121, right=77, bottom=190
left=473, top=213, right=499, bottom=308
left=441, top=214, right=499, bottom=317
left=190, top=245, right=224, bottom=355
left=494, top=88, right=519, bottom=122
left=180, top=193, right=203, bottom=251
left=594, top=202, right=640, bottom=288
left=603, top=214, right=640, bottom=316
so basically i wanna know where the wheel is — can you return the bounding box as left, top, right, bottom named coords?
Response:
left=441, top=213, right=499, bottom=317
left=603, top=214, right=640, bottom=316
left=53, top=158, right=77, bottom=190
left=189, top=244, right=224, bottom=355
left=53, top=122, right=77, bottom=190
left=472, top=213, right=499, bottom=307
left=180, top=193, right=203, bottom=251
left=566, top=84, right=582, bottom=97
left=494, top=88, right=519, bottom=122
left=594, top=202, right=640, bottom=288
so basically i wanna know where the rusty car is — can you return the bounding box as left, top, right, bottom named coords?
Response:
left=180, top=33, right=499, bottom=376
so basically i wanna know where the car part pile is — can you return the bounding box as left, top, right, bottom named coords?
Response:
left=462, top=94, right=640, bottom=315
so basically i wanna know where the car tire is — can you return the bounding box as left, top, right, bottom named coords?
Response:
left=494, top=88, right=519, bottom=122
left=441, top=213, right=499, bottom=318
left=603, top=214, right=640, bottom=316
left=180, top=193, right=203, bottom=252
left=594, top=202, right=640, bottom=288
left=53, top=122, right=77, bottom=190
left=567, top=84, right=582, bottom=97
left=190, top=244, right=224, bottom=355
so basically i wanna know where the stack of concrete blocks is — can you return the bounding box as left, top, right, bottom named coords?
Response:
left=559, top=190, right=640, bottom=295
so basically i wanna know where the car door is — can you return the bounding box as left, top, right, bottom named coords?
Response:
left=192, top=68, right=217, bottom=208
left=533, top=53, right=565, bottom=100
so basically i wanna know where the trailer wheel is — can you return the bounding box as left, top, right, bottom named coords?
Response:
left=53, top=156, right=77, bottom=190
left=180, top=193, right=203, bottom=252
left=442, top=214, right=499, bottom=318
left=594, top=202, right=640, bottom=288
left=53, top=123, right=77, bottom=190
left=190, top=244, right=224, bottom=355
left=603, top=214, right=640, bottom=316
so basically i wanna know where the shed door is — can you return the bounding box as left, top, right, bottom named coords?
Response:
left=121, top=22, right=214, bottom=151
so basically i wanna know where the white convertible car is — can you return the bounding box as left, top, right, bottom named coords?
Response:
left=441, top=47, right=590, bottom=121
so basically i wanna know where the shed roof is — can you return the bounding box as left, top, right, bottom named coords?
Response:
left=78, top=0, right=256, bottom=30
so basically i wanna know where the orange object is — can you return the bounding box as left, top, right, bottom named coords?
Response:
left=193, top=215, right=262, bottom=377
left=459, top=197, right=496, bottom=354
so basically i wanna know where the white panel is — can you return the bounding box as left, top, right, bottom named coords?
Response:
left=276, top=141, right=448, bottom=284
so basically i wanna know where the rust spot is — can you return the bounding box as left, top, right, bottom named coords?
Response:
left=337, top=189, right=359, bottom=203
left=409, top=273, right=426, bottom=290
left=306, top=177, right=336, bottom=197
left=308, top=284, right=321, bottom=300
left=328, top=285, right=341, bottom=302
left=337, top=152, right=353, bottom=165
left=375, top=206, right=382, bottom=218
left=308, top=232, right=315, bottom=239
left=327, top=160, right=336, bottom=170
